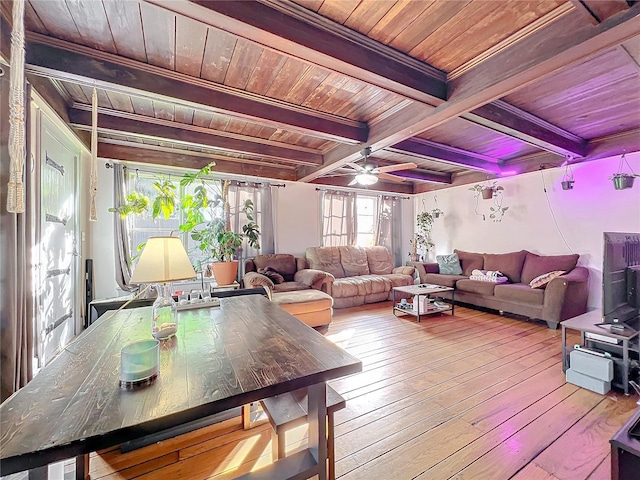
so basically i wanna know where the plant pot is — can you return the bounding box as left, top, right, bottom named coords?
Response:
left=481, top=188, right=494, bottom=200
left=612, top=175, right=635, bottom=190
left=408, top=253, right=421, bottom=262
left=211, top=260, right=238, bottom=286
left=561, top=180, right=574, bottom=190
left=433, top=212, right=441, bottom=218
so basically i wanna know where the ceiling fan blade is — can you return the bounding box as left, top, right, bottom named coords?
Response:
left=376, top=162, right=418, bottom=173
left=346, top=162, right=368, bottom=173
left=379, top=172, right=407, bottom=183
left=348, top=178, right=359, bottom=186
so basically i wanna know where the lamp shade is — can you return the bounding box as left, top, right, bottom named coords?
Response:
left=355, top=173, right=378, bottom=186
left=130, top=237, right=196, bottom=284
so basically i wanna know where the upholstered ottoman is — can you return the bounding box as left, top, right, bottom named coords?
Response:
left=271, top=290, right=333, bottom=328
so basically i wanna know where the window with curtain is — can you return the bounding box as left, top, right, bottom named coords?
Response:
left=320, top=190, right=356, bottom=247
left=115, top=167, right=274, bottom=290
left=320, top=190, right=403, bottom=264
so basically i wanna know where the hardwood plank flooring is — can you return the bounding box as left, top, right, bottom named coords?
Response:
left=86, top=303, right=638, bottom=480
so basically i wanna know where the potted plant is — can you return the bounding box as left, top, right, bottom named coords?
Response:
left=610, top=153, right=639, bottom=190
left=560, top=163, right=575, bottom=190
left=431, top=207, right=444, bottom=219
left=180, top=169, right=260, bottom=285
left=470, top=180, right=508, bottom=221
left=610, top=173, right=638, bottom=190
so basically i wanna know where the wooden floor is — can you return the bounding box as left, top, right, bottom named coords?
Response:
left=87, top=303, right=639, bottom=480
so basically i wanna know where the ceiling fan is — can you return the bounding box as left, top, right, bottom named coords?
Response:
left=345, top=147, right=417, bottom=186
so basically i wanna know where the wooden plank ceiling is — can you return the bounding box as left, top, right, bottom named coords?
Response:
left=2, top=0, right=639, bottom=194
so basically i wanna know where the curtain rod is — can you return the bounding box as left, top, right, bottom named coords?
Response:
left=315, top=187, right=409, bottom=200
left=104, top=162, right=285, bottom=188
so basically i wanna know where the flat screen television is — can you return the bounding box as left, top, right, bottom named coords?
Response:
left=603, top=232, right=640, bottom=328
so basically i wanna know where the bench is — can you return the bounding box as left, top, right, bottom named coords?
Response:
left=260, top=385, right=345, bottom=480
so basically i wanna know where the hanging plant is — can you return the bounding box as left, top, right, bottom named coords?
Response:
left=609, top=153, right=638, bottom=190
left=470, top=180, right=508, bottom=222
left=430, top=194, right=444, bottom=218
left=415, top=210, right=435, bottom=253
left=561, top=162, right=575, bottom=190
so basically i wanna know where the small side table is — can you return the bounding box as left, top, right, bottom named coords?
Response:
left=611, top=406, right=640, bottom=480
left=210, top=281, right=240, bottom=292
left=561, top=310, right=640, bottom=395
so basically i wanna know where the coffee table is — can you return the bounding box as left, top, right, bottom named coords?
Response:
left=392, top=284, right=455, bottom=322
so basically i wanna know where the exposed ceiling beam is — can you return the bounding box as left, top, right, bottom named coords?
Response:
left=25, top=36, right=367, bottom=144
left=68, top=108, right=323, bottom=166
left=99, top=142, right=298, bottom=181
left=299, top=3, right=640, bottom=181
left=464, top=101, right=587, bottom=158
left=155, top=0, right=589, bottom=162
left=571, top=0, right=630, bottom=24
left=150, top=0, right=447, bottom=104
left=389, top=139, right=504, bottom=175
left=412, top=128, right=640, bottom=194
left=374, top=169, right=453, bottom=185
left=310, top=176, right=415, bottom=195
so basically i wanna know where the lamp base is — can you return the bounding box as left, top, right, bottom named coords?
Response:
left=152, top=283, right=178, bottom=340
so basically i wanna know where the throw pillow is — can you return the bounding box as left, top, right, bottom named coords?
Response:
left=529, top=270, right=565, bottom=289
left=257, top=267, right=285, bottom=284
left=436, top=253, right=463, bottom=275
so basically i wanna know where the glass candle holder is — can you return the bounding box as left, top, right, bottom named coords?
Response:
left=152, top=283, right=178, bottom=340
left=120, top=339, right=160, bottom=387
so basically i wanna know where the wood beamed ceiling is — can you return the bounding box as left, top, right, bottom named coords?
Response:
left=2, top=0, right=639, bottom=194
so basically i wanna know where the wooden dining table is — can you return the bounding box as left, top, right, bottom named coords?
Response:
left=0, top=295, right=361, bottom=480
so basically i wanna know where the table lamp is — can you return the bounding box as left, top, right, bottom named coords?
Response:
left=130, top=236, right=196, bottom=340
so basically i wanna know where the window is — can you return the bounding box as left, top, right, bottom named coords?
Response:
left=355, top=195, right=378, bottom=247
left=127, top=173, right=181, bottom=257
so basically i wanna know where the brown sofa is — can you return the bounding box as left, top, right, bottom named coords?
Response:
left=409, top=249, right=589, bottom=329
left=305, top=245, right=415, bottom=308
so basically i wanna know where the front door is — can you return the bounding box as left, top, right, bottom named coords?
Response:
left=36, top=113, right=80, bottom=366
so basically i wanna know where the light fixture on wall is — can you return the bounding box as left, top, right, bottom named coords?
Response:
left=130, top=236, right=196, bottom=340
left=355, top=172, right=378, bottom=186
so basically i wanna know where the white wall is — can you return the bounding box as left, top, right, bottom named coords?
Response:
left=415, top=153, right=640, bottom=309
left=92, top=160, right=118, bottom=298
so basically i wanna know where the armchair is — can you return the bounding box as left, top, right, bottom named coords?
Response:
left=244, top=254, right=334, bottom=294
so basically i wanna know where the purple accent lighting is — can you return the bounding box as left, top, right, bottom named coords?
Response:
left=500, top=170, right=518, bottom=176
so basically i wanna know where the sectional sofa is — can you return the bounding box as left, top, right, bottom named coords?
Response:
left=409, top=249, right=589, bottom=329
left=304, top=246, right=415, bottom=308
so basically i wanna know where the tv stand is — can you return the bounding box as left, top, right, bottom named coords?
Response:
left=562, top=311, right=640, bottom=395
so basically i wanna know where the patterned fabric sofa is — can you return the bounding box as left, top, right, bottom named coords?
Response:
left=304, top=246, right=415, bottom=309
left=409, top=249, right=589, bottom=329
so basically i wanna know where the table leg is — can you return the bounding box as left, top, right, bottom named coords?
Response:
left=76, top=454, right=89, bottom=480
left=392, top=289, right=396, bottom=317
left=561, top=325, right=567, bottom=372
left=451, top=290, right=455, bottom=315
left=623, top=339, right=629, bottom=395
left=308, top=382, right=328, bottom=480
left=28, top=465, right=48, bottom=480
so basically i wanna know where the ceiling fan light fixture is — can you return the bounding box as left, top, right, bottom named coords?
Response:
left=355, top=172, right=378, bottom=186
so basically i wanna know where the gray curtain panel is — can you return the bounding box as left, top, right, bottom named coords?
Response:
left=228, top=180, right=275, bottom=280
left=0, top=69, right=33, bottom=401
left=376, top=195, right=403, bottom=266
left=113, top=164, right=136, bottom=292
left=320, top=189, right=356, bottom=246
